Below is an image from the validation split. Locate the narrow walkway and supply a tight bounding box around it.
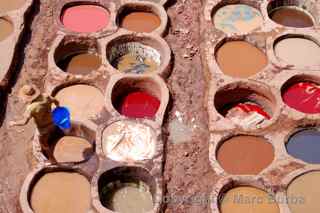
[163,0,217,212]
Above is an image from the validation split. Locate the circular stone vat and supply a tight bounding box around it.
[287,171,320,213]
[0,17,13,42]
[118,5,161,33]
[213,4,263,34]
[216,41,268,78]
[111,77,161,118]
[61,4,110,33]
[29,170,91,213]
[57,53,101,75]
[269,7,313,27]
[54,40,101,75]
[0,0,25,13]
[98,166,157,213]
[102,120,157,162]
[267,0,315,28]
[54,136,92,163]
[274,36,320,67]
[214,86,275,128]
[282,78,320,114]
[47,122,95,163]
[54,84,104,121]
[220,186,280,213]
[217,135,275,175]
[106,35,165,74]
[286,129,320,164]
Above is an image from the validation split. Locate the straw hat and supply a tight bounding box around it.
[18,84,41,102]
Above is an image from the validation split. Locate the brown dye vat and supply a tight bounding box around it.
[57,52,101,75]
[216,41,268,78]
[30,171,91,213]
[120,11,161,33]
[0,18,14,42]
[0,0,25,13]
[217,136,274,175]
[53,136,93,163]
[269,6,314,28]
[36,122,96,163]
[54,84,104,121]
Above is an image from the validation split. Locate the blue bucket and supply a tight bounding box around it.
[52,107,71,130]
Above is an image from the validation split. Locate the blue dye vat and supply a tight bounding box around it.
[286,129,320,164]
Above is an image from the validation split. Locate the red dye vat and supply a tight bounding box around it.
[282,82,320,114]
[118,91,160,118]
[235,103,271,119]
[61,5,109,33]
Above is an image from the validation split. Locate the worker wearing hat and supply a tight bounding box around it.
[9,84,60,163]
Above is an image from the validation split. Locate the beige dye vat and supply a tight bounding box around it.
[101,182,154,213]
[54,84,104,121]
[274,37,320,67]
[53,136,93,163]
[102,120,156,162]
[0,18,13,42]
[287,171,320,213]
[220,186,280,213]
[0,0,25,13]
[30,172,91,213]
